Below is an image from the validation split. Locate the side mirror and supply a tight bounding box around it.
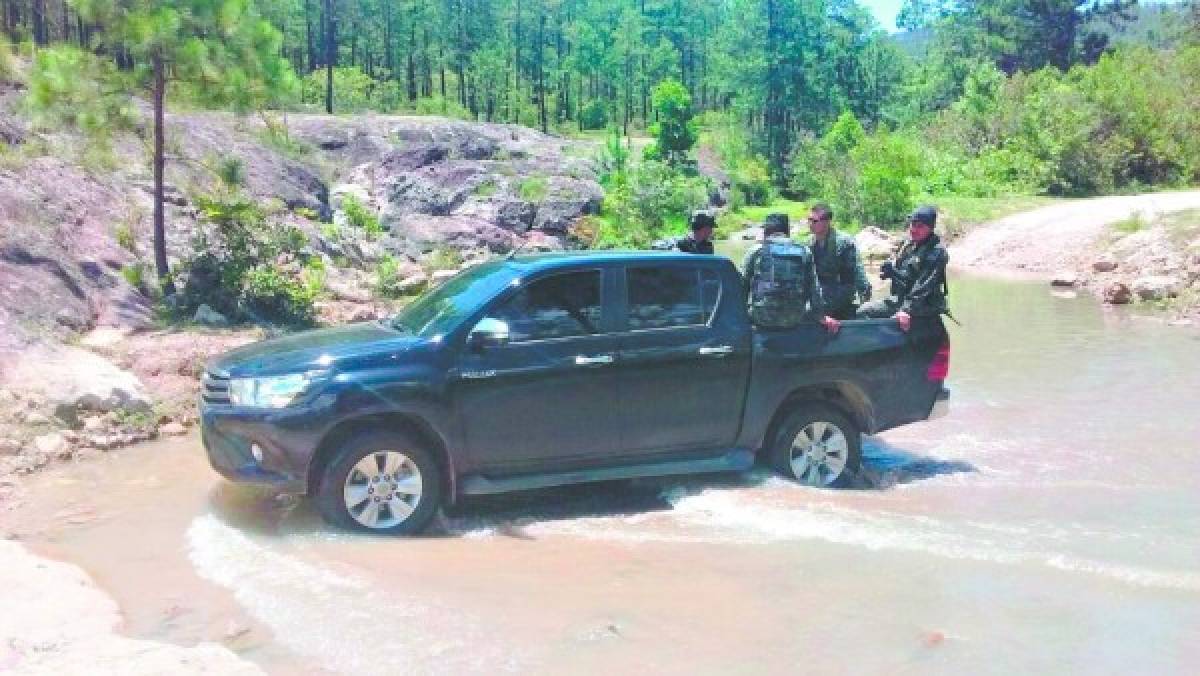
[468,317,510,351]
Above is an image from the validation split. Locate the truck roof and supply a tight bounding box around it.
[506,250,733,272]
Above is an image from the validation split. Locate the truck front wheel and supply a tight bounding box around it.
[315,431,442,535]
[768,404,861,488]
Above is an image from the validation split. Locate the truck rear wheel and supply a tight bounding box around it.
[315,430,442,535]
[768,403,861,488]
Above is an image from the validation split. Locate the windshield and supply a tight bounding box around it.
[390,261,519,338]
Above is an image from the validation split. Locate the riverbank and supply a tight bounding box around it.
[0,537,260,673]
[950,191,1200,322]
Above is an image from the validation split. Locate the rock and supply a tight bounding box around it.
[397,273,429,295]
[22,411,52,426]
[348,306,380,322]
[1092,258,1119,273]
[1103,281,1133,305]
[855,226,898,260]
[160,422,186,437]
[326,278,372,304]
[82,417,106,433]
[1132,275,1182,301]
[33,433,67,456]
[193,304,230,327]
[0,439,20,456]
[73,447,103,462]
[1050,271,1079,287]
[431,269,459,285]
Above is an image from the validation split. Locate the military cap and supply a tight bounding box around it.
[763,212,790,235]
[689,210,716,230]
[908,205,938,226]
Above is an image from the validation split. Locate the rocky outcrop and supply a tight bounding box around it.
[1132,275,1181,301]
[4,346,152,419]
[855,226,899,260]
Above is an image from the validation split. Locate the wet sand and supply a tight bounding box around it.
[3,273,1200,674]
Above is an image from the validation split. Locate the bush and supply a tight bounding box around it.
[594,160,711,249]
[114,222,136,252]
[341,195,383,238]
[301,67,375,113]
[175,196,317,326]
[375,254,419,298]
[241,265,317,326]
[579,100,608,130]
[730,157,773,207]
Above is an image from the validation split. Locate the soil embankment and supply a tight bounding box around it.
[950,191,1200,318]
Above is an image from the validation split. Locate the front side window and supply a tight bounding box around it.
[627,267,719,330]
[483,270,603,342]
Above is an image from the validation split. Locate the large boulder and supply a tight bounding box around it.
[4,346,153,419]
[1103,281,1132,305]
[855,226,898,260]
[1132,275,1182,301]
[1050,271,1079,287]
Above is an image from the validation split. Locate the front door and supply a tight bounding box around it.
[455,269,622,474]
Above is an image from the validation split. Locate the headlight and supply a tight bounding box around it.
[228,372,323,408]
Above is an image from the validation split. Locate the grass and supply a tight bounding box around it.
[1111,212,1148,235]
[933,195,1064,239]
[474,180,498,197]
[518,175,549,203]
[1161,209,1200,246]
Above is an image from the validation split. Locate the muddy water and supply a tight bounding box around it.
[4,273,1200,675]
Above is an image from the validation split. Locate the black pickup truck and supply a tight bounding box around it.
[201,252,950,534]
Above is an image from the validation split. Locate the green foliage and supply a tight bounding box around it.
[258,124,312,159]
[176,195,316,326]
[648,79,698,167]
[25,46,135,155]
[121,262,150,293]
[375,254,422,298]
[789,112,918,228]
[241,264,317,326]
[594,159,711,249]
[412,96,472,120]
[216,157,246,190]
[340,195,383,239]
[295,207,320,221]
[730,157,774,207]
[302,67,374,112]
[0,40,14,82]
[473,180,498,197]
[579,101,609,130]
[518,176,549,203]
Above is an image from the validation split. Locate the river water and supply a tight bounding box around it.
[3,272,1199,674]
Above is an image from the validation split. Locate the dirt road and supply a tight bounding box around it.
[950,191,1200,276]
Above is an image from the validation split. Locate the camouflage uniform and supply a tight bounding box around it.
[856,233,949,319]
[810,228,871,320]
[743,236,825,328]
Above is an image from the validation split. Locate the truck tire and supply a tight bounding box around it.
[315,430,442,535]
[768,403,861,488]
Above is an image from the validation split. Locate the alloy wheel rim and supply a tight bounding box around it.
[789,421,849,486]
[343,451,423,529]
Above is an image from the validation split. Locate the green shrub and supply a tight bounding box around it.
[121,262,150,293]
[412,95,472,120]
[424,246,463,271]
[474,180,497,197]
[730,157,773,206]
[175,196,317,326]
[295,206,320,221]
[579,100,608,130]
[375,254,420,298]
[1112,213,1147,235]
[341,195,383,239]
[241,265,317,326]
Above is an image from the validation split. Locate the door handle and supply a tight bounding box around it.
[698,345,734,356]
[575,354,615,366]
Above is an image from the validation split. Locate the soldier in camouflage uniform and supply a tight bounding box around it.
[856,206,949,332]
[743,213,840,333]
[806,203,872,320]
[652,210,716,254]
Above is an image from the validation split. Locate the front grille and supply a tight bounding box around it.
[202,371,231,404]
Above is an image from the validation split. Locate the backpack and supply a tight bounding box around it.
[749,240,813,328]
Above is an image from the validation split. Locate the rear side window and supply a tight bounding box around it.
[627,267,721,330]
[484,270,602,342]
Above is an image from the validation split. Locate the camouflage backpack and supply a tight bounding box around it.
[749,240,813,328]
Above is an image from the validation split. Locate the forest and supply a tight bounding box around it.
[3,0,1200,247]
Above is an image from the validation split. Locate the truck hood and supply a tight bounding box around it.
[209,321,424,377]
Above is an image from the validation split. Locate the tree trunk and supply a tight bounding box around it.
[152,56,173,295]
[324,0,336,114]
[305,0,315,70]
[407,25,417,101]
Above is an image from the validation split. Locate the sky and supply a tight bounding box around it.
[861,0,905,32]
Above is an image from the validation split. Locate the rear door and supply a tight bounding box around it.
[613,263,752,457]
[455,268,624,473]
